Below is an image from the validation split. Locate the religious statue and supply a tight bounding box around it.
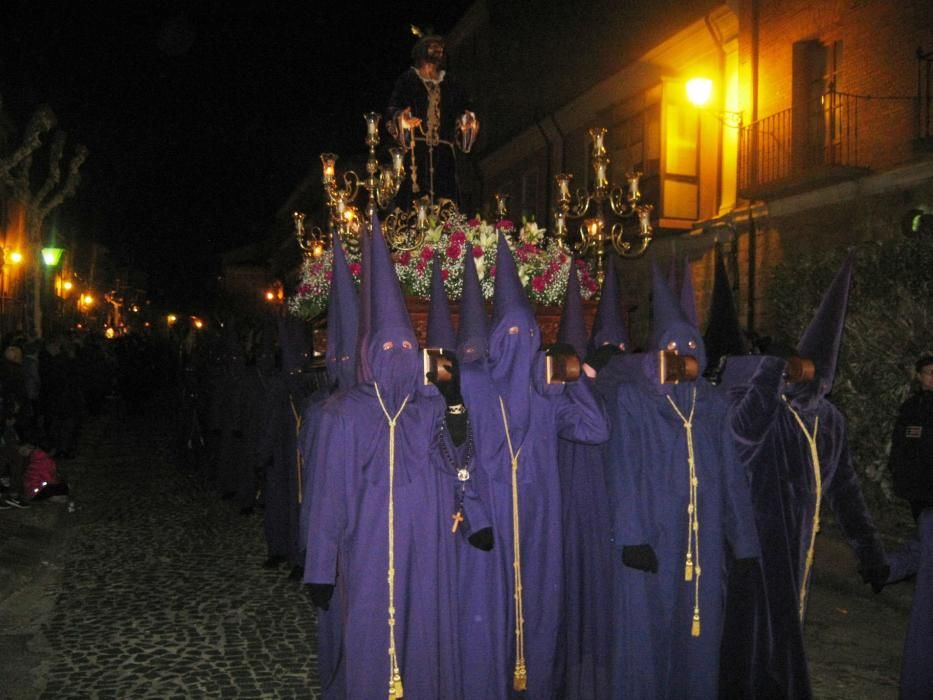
[386,30,479,209]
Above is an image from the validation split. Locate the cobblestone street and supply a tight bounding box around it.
[0,398,919,699]
[0,400,320,699]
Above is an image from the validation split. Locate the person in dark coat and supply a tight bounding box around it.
[304,218,457,699]
[608,264,760,699]
[718,256,889,699]
[457,232,609,699]
[386,33,476,207]
[885,354,933,698]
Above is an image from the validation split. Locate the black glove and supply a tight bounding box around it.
[446,411,469,447]
[622,544,658,573]
[584,344,623,373]
[859,564,890,594]
[307,583,335,610]
[427,353,463,407]
[468,527,494,552]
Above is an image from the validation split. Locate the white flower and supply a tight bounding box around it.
[520,221,546,244]
[474,256,486,280]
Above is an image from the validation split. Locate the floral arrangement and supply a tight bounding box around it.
[288,214,599,320]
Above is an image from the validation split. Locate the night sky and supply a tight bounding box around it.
[0,0,473,306]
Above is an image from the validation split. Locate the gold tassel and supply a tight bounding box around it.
[684,560,693,581]
[691,611,701,637]
[513,662,527,691]
[393,675,404,698]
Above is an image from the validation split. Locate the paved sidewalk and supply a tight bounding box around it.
[0,404,320,699]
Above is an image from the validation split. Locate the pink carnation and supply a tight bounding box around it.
[446,243,462,259]
[324,272,333,282]
[450,230,466,245]
[585,278,599,293]
[472,245,484,258]
[348,262,362,277]
[490,265,497,277]
[417,260,427,273]
[421,247,435,261]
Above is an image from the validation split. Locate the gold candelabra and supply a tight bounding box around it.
[554,127,654,285]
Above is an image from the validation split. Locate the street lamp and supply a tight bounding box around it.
[686,77,743,128]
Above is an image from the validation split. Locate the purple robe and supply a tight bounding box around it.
[609,356,760,699]
[888,508,933,698]
[461,358,609,699]
[305,386,459,698]
[719,356,888,699]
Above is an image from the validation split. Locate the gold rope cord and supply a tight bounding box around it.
[498,396,527,691]
[785,400,821,621]
[288,397,303,505]
[424,81,441,147]
[374,384,411,699]
[665,386,702,637]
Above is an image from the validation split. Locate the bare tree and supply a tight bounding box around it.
[0,94,88,336]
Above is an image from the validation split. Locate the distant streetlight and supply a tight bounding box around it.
[9,251,23,265]
[41,247,64,267]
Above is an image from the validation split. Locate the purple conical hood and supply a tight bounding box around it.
[558,262,587,358]
[354,224,372,383]
[488,230,539,439]
[456,252,488,363]
[796,253,854,398]
[359,216,419,410]
[649,262,707,373]
[703,245,747,371]
[427,255,456,350]
[679,258,699,329]
[589,254,630,353]
[326,232,359,389]
[491,230,534,326]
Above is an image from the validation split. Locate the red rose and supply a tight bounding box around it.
[421,247,435,261]
[417,260,426,273]
[441,269,449,280]
[472,245,484,258]
[497,219,515,230]
[450,230,466,245]
[348,262,362,276]
[490,265,497,277]
[398,251,411,265]
[446,243,462,259]
[467,218,481,227]
[532,275,546,293]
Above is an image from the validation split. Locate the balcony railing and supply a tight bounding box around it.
[738,91,871,198]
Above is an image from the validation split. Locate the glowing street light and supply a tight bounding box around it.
[685,77,713,107]
[9,251,23,265]
[41,247,65,267]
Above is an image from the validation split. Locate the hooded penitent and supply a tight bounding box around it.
[214,319,251,499]
[298,231,359,694]
[255,314,313,570]
[556,260,617,700]
[456,249,488,364]
[557,264,588,360]
[304,216,458,699]
[427,254,457,351]
[703,245,747,380]
[588,254,630,354]
[459,231,608,698]
[607,264,759,699]
[719,254,886,700]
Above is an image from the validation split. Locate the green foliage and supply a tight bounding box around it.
[768,235,933,517]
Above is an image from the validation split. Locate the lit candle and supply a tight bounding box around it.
[390,147,404,176]
[364,112,380,138]
[556,174,572,201]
